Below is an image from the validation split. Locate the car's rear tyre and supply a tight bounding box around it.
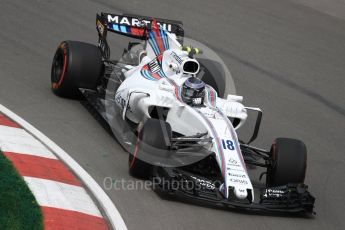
[266,138,307,187]
[129,118,172,179]
[51,40,102,98]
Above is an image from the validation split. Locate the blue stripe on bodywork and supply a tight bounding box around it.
[140,70,156,81]
[149,31,160,55]
[160,28,169,50]
[120,25,127,33]
[158,70,166,78]
[148,38,159,56]
[112,24,120,32]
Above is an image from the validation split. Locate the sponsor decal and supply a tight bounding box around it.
[108,15,142,26]
[228,173,246,178]
[170,51,183,64]
[201,109,216,118]
[227,168,244,172]
[115,93,127,109]
[192,98,202,105]
[148,59,161,73]
[141,54,166,80]
[263,189,285,198]
[227,158,242,169]
[228,158,238,165]
[107,15,173,32]
[190,176,216,190]
[230,178,248,185]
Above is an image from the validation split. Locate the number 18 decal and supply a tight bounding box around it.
[222,139,235,150]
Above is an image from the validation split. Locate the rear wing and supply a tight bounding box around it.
[96,13,184,59]
[96,13,184,40]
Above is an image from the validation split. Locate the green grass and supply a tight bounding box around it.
[0,151,43,230]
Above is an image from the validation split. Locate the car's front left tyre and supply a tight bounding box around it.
[129,118,172,179]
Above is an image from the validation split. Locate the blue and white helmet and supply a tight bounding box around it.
[181,77,206,106]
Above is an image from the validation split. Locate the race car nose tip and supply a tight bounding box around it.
[234,187,248,200]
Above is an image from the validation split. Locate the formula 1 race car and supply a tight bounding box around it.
[51,13,315,214]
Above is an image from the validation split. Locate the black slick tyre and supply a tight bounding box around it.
[129,119,172,179]
[266,138,307,187]
[51,40,102,98]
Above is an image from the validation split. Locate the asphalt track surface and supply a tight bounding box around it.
[0,0,344,229]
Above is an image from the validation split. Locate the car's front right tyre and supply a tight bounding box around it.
[266,138,307,187]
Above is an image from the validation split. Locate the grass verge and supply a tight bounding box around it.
[0,151,43,230]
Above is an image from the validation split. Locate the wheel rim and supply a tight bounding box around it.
[51,45,67,89]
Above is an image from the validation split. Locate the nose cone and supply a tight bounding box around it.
[234,187,248,200]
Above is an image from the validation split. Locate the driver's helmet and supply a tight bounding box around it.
[181,77,206,106]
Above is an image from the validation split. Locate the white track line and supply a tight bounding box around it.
[0,104,127,230]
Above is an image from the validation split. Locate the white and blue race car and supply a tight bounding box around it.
[51,13,315,214]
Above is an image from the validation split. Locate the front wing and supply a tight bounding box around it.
[154,167,315,215]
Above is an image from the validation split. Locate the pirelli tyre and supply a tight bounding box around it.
[129,118,172,179]
[266,138,307,187]
[51,40,102,98]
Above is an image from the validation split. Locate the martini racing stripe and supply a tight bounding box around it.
[140,54,166,80]
[141,69,155,80]
[158,70,166,78]
[112,24,120,32]
[148,31,161,56]
[140,69,166,81]
[141,69,160,80]
[160,28,169,50]
[120,25,127,33]
[152,24,165,54]
[111,24,146,37]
